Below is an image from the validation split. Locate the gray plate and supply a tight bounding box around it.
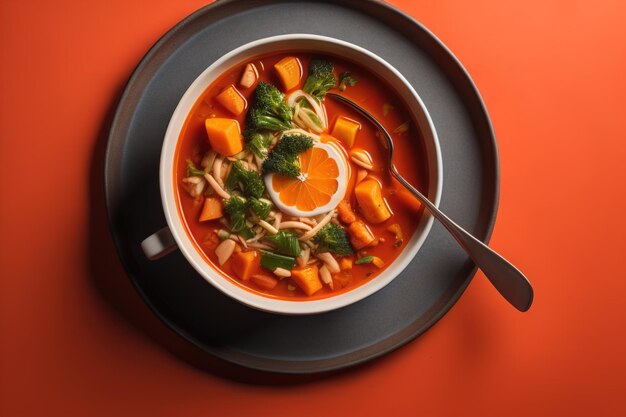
[104,0,498,374]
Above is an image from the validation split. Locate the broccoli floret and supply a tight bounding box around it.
[312,223,353,256]
[246,82,293,132]
[338,72,357,91]
[303,59,336,100]
[247,197,272,220]
[247,108,292,132]
[262,134,314,178]
[224,161,265,198]
[244,129,273,158]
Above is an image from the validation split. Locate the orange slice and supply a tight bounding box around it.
[265,142,348,217]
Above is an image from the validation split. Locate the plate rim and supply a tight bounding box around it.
[103,0,500,374]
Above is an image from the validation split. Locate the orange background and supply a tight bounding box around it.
[1,1,625,416]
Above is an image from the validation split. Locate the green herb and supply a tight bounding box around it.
[312,224,353,256]
[355,255,374,265]
[338,72,357,91]
[260,251,296,271]
[217,229,230,241]
[264,230,302,257]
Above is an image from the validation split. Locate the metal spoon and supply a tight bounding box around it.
[327,92,533,311]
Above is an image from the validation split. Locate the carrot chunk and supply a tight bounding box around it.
[354,179,392,224]
[331,116,361,148]
[274,56,302,91]
[198,197,223,222]
[215,85,246,116]
[231,250,259,281]
[347,220,375,249]
[290,265,322,296]
[204,118,244,156]
[337,200,357,224]
[339,257,353,270]
[251,274,278,290]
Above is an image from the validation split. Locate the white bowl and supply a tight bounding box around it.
[154,34,442,315]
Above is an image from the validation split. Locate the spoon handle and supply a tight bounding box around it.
[391,168,534,311]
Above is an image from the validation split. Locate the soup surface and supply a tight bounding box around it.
[175,52,427,300]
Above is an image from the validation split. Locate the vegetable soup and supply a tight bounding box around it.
[175,52,427,300]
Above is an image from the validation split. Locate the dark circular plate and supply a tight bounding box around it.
[104,0,498,374]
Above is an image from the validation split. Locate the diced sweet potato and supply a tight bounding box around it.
[332,272,352,289]
[395,188,423,212]
[290,265,322,296]
[251,274,278,290]
[198,197,223,222]
[204,118,244,156]
[355,179,392,224]
[274,56,302,91]
[231,250,258,281]
[239,63,258,89]
[215,85,246,116]
[331,116,361,148]
[337,200,357,224]
[339,257,353,270]
[347,220,375,249]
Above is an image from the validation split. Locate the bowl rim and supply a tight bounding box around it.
[159,33,443,315]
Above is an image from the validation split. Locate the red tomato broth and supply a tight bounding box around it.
[174,52,429,300]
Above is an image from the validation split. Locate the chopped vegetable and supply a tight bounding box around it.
[337,200,357,224]
[273,267,292,278]
[347,220,376,249]
[354,179,392,224]
[260,250,296,271]
[205,118,244,156]
[393,120,410,135]
[262,134,313,178]
[355,255,374,265]
[316,252,340,273]
[199,197,223,222]
[223,196,254,238]
[291,265,322,296]
[250,274,278,290]
[247,197,272,220]
[387,223,404,247]
[394,188,423,212]
[331,116,360,148]
[231,250,258,281]
[224,161,265,198]
[239,63,258,89]
[302,59,336,101]
[216,85,246,116]
[339,257,353,270]
[215,239,237,265]
[274,56,302,91]
[312,224,353,256]
[246,82,293,132]
[217,229,230,241]
[244,129,273,158]
[337,72,357,91]
[383,103,394,117]
[186,159,205,176]
[264,230,302,257]
[371,256,384,268]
